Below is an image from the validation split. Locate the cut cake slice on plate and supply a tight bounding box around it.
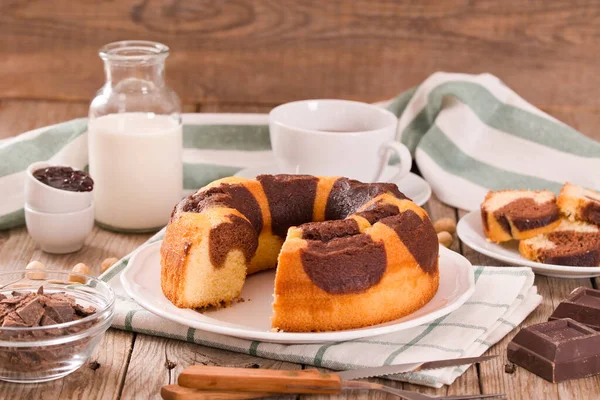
[480,190,561,243]
[557,183,600,227]
[519,219,600,266]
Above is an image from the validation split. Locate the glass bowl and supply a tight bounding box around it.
[0,270,114,383]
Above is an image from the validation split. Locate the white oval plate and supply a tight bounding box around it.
[235,166,432,207]
[457,210,600,278]
[121,242,474,343]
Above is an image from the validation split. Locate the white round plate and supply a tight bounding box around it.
[457,210,600,278]
[121,242,474,344]
[235,165,432,206]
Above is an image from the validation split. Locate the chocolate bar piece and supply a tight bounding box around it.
[507,318,600,382]
[549,287,600,331]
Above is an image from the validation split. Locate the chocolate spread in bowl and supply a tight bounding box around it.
[33,166,94,192]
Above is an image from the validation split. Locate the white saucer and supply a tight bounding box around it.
[457,210,600,278]
[121,242,474,344]
[235,165,432,206]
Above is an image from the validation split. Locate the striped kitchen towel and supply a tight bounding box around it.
[385,73,600,210]
[99,232,541,388]
[1,71,599,228]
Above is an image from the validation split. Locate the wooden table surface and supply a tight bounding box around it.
[1,100,599,400]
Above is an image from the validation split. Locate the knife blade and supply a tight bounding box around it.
[337,355,497,380]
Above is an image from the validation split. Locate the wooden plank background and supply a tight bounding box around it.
[1,0,600,110]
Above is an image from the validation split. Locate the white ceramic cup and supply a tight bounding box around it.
[25,161,93,213]
[25,203,95,254]
[269,100,412,182]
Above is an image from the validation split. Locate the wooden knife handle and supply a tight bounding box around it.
[178,366,342,394]
[161,384,270,400]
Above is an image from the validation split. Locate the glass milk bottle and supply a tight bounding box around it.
[89,41,182,232]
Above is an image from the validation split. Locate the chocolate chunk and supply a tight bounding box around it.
[33,166,94,192]
[300,219,360,242]
[0,294,35,325]
[49,292,76,306]
[0,294,5,301]
[0,305,11,323]
[175,183,263,233]
[40,314,58,326]
[325,178,407,220]
[37,286,44,295]
[16,299,45,326]
[507,319,600,382]
[208,214,258,268]
[380,210,439,274]
[1,297,23,305]
[11,291,28,298]
[73,303,97,317]
[2,312,27,328]
[258,174,318,238]
[550,287,600,331]
[504,363,516,374]
[44,300,75,323]
[1,293,33,307]
[301,234,386,294]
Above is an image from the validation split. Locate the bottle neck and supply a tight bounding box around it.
[104,60,166,88]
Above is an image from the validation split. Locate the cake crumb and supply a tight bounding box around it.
[504,362,516,374]
[194,299,235,313]
[88,360,101,371]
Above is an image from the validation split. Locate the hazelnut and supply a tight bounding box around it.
[69,263,90,284]
[101,257,119,273]
[25,260,46,280]
[437,231,453,248]
[47,279,68,285]
[434,218,456,234]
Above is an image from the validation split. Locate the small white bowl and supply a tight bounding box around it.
[25,203,95,254]
[26,162,93,213]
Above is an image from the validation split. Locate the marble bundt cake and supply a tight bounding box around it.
[480,190,561,243]
[557,183,600,227]
[160,174,440,332]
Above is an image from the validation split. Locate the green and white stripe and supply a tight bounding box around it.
[2,72,599,228]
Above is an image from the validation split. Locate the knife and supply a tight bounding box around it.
[338,354,497,380]
[175,355,497,395]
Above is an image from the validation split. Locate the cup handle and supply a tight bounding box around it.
[374,141,413,183]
